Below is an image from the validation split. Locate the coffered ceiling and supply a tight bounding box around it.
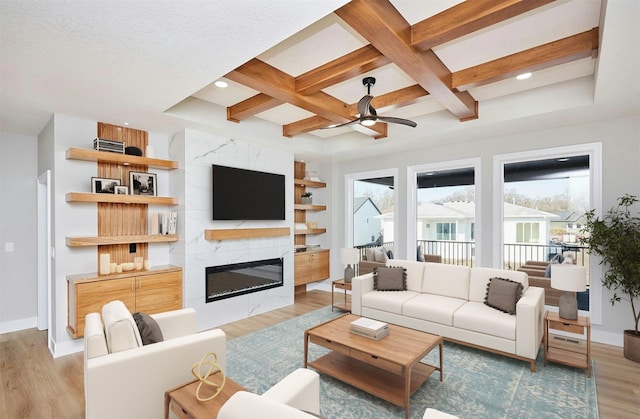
[1,0,638,161]
[186,0,601,141]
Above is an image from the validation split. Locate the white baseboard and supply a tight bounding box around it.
[51,338,84,358]
[0,316,36,334]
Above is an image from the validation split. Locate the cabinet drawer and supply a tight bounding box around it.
[549,320,584,335]
[350,348,402,374]
[309,335,350,356]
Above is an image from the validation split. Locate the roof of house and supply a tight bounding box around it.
[378,201,558,220]
[353,197,381,215]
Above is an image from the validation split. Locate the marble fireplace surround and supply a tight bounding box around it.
[169,129,295,332]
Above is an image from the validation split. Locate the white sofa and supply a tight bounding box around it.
[351,260,545,371]
[84,303,322,419]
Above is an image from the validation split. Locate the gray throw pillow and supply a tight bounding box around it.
[373,266,407,291]
[133,312,164,345]
[484,277,523,315]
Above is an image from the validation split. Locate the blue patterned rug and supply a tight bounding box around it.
[226,306,598,419]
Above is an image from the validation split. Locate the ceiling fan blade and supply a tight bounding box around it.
[377,116,417,128]
[321,119,361,129]
[357,95,375,117]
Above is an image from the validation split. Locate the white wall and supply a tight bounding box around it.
[330,114,640,345]
[0,132,38,333]
[170,129,294,332]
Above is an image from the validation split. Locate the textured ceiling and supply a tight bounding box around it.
[1,0,638,161]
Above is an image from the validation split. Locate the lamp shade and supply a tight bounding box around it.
[551,265,587,292]
[340,248,359,265]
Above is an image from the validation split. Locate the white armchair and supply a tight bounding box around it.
[84,305,226,419]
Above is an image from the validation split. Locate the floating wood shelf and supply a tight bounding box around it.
[294,178,326,188]
[204,227,290,241]
[66,192,178,205]
[294,204,327,211]
[294,228,327,236]
[66,234,178,247]
[66,147,178,170]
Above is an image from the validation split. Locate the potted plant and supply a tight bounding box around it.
[580,194,640,362]
[301,192,312,205]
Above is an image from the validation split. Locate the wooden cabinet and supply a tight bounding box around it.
[294,249,330,293]
[67,266,182,338]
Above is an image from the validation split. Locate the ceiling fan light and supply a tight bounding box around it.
[361,118,376,127]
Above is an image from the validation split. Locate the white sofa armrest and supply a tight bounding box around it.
[351,272,374,315]
[515,286,545,360]
[219,391,319,419]
[84,312,108,360]
[85,328,226,419]
[151,307,197,340]
[262,368,320,415]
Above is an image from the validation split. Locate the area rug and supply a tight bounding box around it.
[226,306,598,419]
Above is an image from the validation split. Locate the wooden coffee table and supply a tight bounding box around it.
[304,314,443,419]
[164,371,245,419]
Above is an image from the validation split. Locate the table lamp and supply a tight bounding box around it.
[551,264,586,320]
[340,248,359,283]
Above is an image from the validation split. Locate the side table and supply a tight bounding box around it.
[164,372,245,419]
[544,311,591,377]
[331,279,351,312]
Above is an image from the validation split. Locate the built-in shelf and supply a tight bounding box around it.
[66,234,178,247]
[294,228,327,236]
[294,178,326,188]
[204,228,291,241]
[66,192,178,205]
[66,147,178,170]
[294,204,327,211]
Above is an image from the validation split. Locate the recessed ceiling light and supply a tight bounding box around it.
[214,80,228,88]
[557,158,569,162]
[516,72,532,80]
[123,122,129,126]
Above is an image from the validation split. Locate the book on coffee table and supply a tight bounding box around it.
[350,317,389,340]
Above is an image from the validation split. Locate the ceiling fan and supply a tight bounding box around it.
[327,77,417,129]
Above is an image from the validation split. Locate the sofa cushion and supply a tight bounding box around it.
[373,266,406,291]
[362,290,420,314]
[468,268,528,303]
[422,263,470,300]
[101,300,142,353]
[133,312,164,345]
[454,301,517,340]
[402,294,467,326]
[484,277,523,315]
[385,259,425,292]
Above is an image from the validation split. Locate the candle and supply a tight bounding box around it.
[99,254,110,275]
[116,264,123,273]
[144,259,151,270]
[110,263,117,273]
[134,256,143,270]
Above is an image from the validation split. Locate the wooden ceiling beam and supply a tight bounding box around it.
[295,45,390,95]
[411,0,555,51]
[452,28,599,91]
[227,93,282,122]
[225,58,353,123]
[335,0,478,121]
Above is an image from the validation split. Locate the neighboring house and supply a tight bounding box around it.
[550,210,587,243]
[353,197,382,246]
[379,201,558,245]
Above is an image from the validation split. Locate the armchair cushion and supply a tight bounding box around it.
[219,392,319,419]
[101,300,142,353]
[133,312,164,345]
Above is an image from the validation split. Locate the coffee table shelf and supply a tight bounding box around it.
[304,314,442,419]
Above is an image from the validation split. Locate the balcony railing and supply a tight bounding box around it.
[354,240,587,272]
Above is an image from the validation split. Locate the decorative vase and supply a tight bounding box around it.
[344,264,354,283]
[623,330,640,362]
[301,197,312,205]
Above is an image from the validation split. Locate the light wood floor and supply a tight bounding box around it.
[1,290,638,418]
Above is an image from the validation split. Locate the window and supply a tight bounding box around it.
[515,222,539,243]
[436,222,456,240]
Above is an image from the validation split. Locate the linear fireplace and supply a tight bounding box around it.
[206,258,284,303]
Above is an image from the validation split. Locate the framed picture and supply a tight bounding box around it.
[129,171,157,196]
[91,177,121,194]
[114,186,129,195]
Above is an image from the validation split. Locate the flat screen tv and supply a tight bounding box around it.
[212,164,285,220]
